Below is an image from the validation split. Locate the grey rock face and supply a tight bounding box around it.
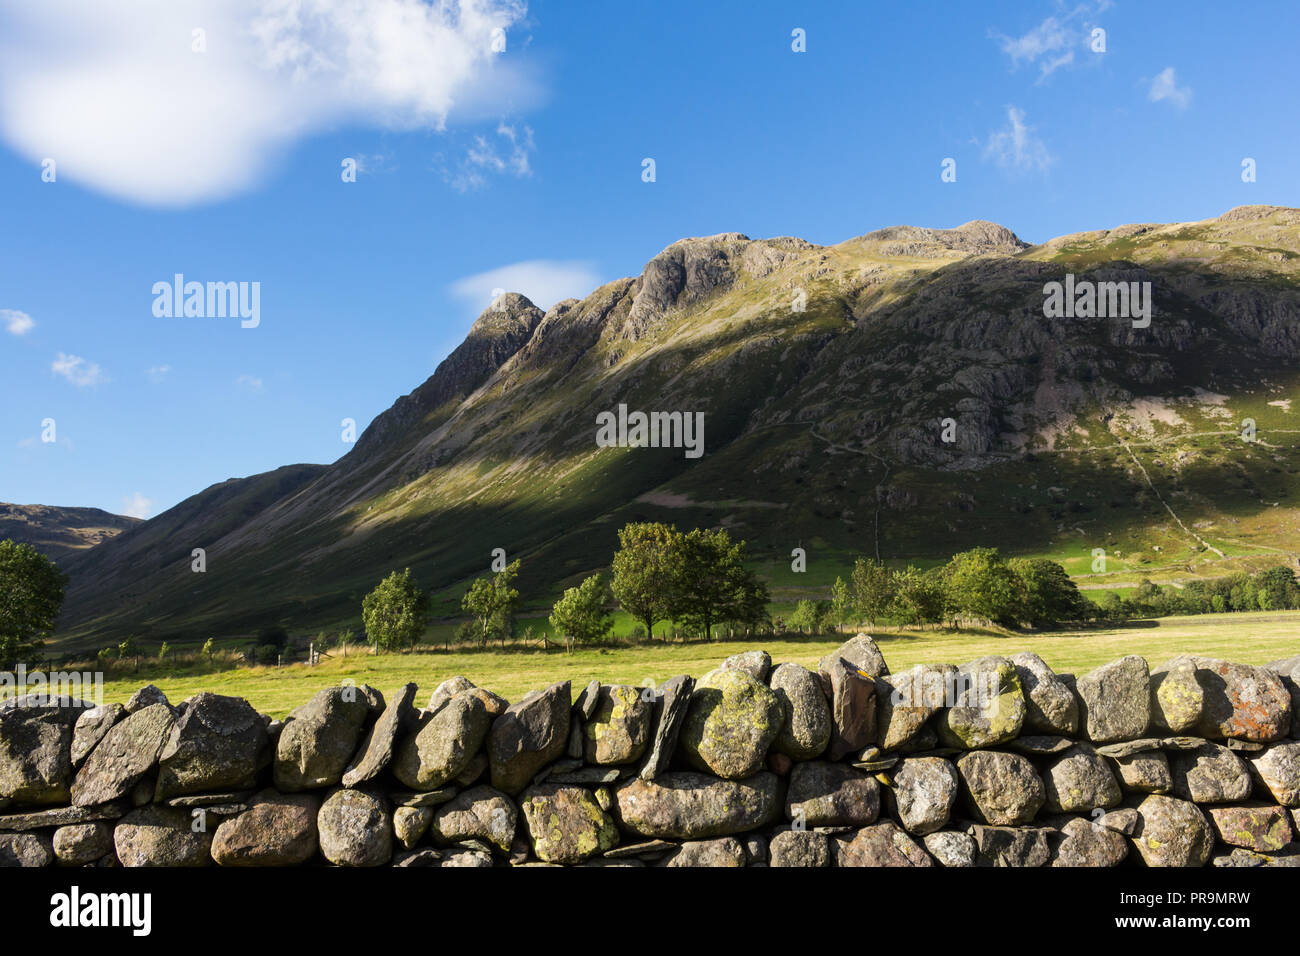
[342,682,418,787]
[769,663,831,760]
[1107,749,1173,794]
[114,805,212,866]
[922,830,976,867]
[1012,652,1079,735]
[1169,744,1252,804]
[71,703,175,806]
[679,668,783,779]
[1042,744,1122,813]
[937,656,1026,749]
[1131,794,1213,867]
[784,761,879,828]
[889,756,958,835]
[155,693,268,799]
[392,691,489,791]
[721,650,771,682]
[431,785,517,852]
[0,696,82,806]
[664,836,746,867]
[125,685,170,714]
[488,681,572,795]
[52,822,113,866]
[877,664,953,750]
[1150,657,1204,734]
[1050,817,1128,867]
[612,771,780,839]
[317,788,392,867]
[819,634,889,678]
[1077,656,1150,743]
[957,750,1045,826]
[71,704,125,766]
[967,823,1053,867]
[832,822,932,867]
[0,831,54,867]
[1248,741,1300,806]
[273,687,371,792]
[768,829,831,867]
[519,783,619,864]
[639,675,694,780]
[818,657,877,760]
[583,684,653,765]
[211,789,319,866]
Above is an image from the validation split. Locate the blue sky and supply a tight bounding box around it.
[2,0,1297,518]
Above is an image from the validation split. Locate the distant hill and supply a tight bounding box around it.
[55,205,1300,648]
[0,503,141,564]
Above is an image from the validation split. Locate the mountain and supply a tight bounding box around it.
[0,503,141,564]
[56,205,1300,648]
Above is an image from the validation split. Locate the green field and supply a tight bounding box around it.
[90,609,1300,718]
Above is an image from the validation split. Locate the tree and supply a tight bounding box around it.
[1009,557,1088,627]
[1256,566,1300,611]
[850,558,894,627]
[361,568,431,652]
[0,540,69,667]
[158,642,171,661]
[549,573,615,650]
[788,599,830,635]
[941,548,1024,627]
[610,522,683,641]
[672,528,768,640]
[461,560,521,647]
[889,566,946,627]
[830,576,854,632]
[201,638,215,661]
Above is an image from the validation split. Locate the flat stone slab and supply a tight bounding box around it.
[603,840,677,858]
[390,788,457,808]
[165,791,254,808]
[0,801,128,832]
[1095,738,1163,758]
[1010,735,1077,756]
[548,768,621,785]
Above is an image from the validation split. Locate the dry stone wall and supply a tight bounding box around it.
[3,636,1300,868]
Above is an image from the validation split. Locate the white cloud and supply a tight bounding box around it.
[121,492,153,519]
[1148,67,1192,110]
[146,365,170,383]
[982,106,1054,173]
[450,259,602,314]
[51,352,109,386]
[0,0,532,206]
[2,309,34,335]
[991,3,1110,81]
[235,374,264,391]
[443,121,535,191]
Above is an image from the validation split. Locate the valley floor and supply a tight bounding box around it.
[89,609,1300,718]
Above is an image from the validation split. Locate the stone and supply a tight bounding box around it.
[1050,817,1128,867]
[1042,744,1122,814]
[679,668,783,779]
[956,750,1045,826]
[390,788,456,808]
[114,805,212,866]
[769,663,831,760]
[155,693,269,799]
[440,846,494,867]
[431,785,517,852]
[876,664,953,750]
[125,685,170,713]
[342,682,417,787]
[665,836,746,867]
[612,771,780,839]
[1150,658,1204,734]
[1186,657,1291,742]
[273,687,371,792]
[0,802,127,831]
[464,686,509,718]
[52,822,113,866]
[427,676,475,712]
[1097,807,1141,835]
[574,679,602,719]
[488,681,571,795]
[1248,741,1300,806]
[317,788,392,866]
[1008,735,1075,756]
[967,824,1053,867]
[1266,656,1300,738]
[1169,744,1252,804]
[937,656,1025,749]
[819,634,889,678]
[1206,803,1292,851]
[519,783,619,864]
[392,691,490,791]
[721,650,771,682]
[71,704,125,766]
[742,833,766,863]
[768,829,831,867]
[1077,655,1150,743]
[392,805,433,849]
[1131,794,1213,867]
[603,839,677,859]
[392,849,442,867]
[454,753,488,787]
[1107,750,1173,794]
[211,789,319,866]
[1095,738,1165,758]
[818,657,877,760]
[785,761,879,828]
[917,830,972,867]
[832,821,932,867]
[71,703,175,806]
[1012,652,1080,735]
[888,756,957,835]
[0,831,54,867]
[1212,845,1300,867]
[0,695,81,806]
[583,684,653,765]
